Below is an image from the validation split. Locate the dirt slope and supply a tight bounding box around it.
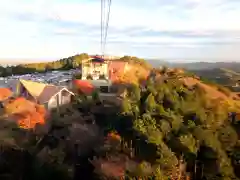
[179,76,240,113]
[180,77,229,100]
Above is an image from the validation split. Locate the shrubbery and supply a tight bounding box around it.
[0,66,239,179]
[99,76,239,179]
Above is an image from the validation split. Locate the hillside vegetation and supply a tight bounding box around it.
[190,68,240,92]
[0,54,150,77]
[0,57,240,179]
[0,53,90,76]
[113,61,150,85]
[111,75,240,179]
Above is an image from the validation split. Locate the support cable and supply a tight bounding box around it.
[102,0,112,55]
[100,0,112,57]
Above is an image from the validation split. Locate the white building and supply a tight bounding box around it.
[81,57,109,80]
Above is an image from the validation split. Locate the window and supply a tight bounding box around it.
[99,74,106,80]
[93,63,102,68]
[84,63,90,67]
[100,86,109,93]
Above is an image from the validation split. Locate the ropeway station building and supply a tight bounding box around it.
[74,55,129,96]
[80,56,112,93]
[81,56,109,80]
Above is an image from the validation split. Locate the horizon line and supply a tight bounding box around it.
[0,57,240,65]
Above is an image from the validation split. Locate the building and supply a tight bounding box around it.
[89,55,120,60]
[16,79,75,109]
[108,60,129,82]
[82,56,109,80]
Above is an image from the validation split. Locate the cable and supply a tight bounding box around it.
[102,0,107,56]
[100,0,112,57]
[102,0,112,55]
[101,0,103,56]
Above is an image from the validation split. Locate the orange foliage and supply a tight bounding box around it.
[0,88,12,101]
[4,97,37,114]
[236,113,240,121]
[92,157,125,178]
[107,131,121,141]
[4,97,46,129]
[186,174,191,180]
[114,64,149,85]
[35,104,46,115]
[15,111,45,129]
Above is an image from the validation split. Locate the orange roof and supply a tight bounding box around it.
[0,88,13,101]
[73,80,95,95]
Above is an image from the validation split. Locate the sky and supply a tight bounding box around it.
[0,0,240,62]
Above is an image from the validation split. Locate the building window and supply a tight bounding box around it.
[62,90,69,97]
[100,86,109,93]
[93,63,102,68]
[99,74,106,80]
[86,75,93,80]
[84,63,91,67]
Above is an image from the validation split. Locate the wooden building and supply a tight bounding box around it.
[16,79,75,110]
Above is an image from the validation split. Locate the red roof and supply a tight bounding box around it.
[92,57,105,63]
[73,80,95,95]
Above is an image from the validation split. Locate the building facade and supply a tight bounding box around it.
[82,57,109,80]
[17,79,75,110]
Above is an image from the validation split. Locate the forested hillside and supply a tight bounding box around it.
[116,76,240,179]
[189,68,240,92]
[148,61,240,71]
[0,53,90,76]
[0,62,240,179]
[0,53,151,77]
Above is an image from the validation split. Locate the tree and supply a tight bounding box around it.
[92,90,100,102]
[122,98,132,114]
[130,85,141,102]
[145,93,156,113]
[218,126,238,152]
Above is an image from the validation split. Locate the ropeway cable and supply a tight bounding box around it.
[102,0,112,56]
[101,0,103,56]
[100,0,112,57]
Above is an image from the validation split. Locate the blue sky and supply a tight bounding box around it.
[0,0,240,62]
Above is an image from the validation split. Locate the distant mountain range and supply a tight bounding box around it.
[0,59,50,66]
[147,59,240,71]
[1,57,240,71]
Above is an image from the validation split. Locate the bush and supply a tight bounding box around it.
[201,77,232,96]
[74,73,82,79]
[216,86,232,96]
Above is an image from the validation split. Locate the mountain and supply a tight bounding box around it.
[1,56,240,179]
[147,59,240,71]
